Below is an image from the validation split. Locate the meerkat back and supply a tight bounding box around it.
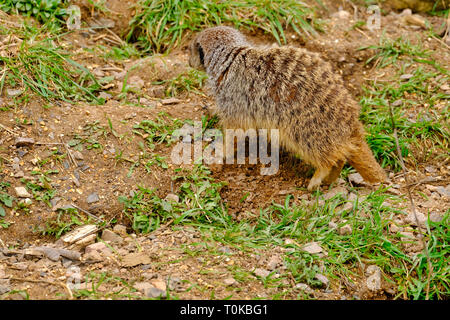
[189,26,386,190]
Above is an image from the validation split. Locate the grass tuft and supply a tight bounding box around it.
[126,0,320,53]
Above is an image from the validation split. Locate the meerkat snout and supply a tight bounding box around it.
[189,26,386,191]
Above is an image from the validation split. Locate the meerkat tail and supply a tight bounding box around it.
[346,140,387,183]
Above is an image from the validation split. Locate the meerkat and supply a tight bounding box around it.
[188,26,386,190]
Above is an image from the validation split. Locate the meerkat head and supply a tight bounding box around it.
[189,26,248,70]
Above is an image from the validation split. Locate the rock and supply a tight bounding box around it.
[165,193,179,203]
[14,186,31,198]
[348,173,365,185]
[405,211,427,228]
[7,88,23,97]
[121,252,151,267]
[72,151,84,160]
[399,8,412,16]
[151,279,167,292]
[217,246,232,254]
[366,265,382,292]
[338,224,352,235]
[402,14,427,28]
[86,193,100,204]
[0,284,11,295]
[101,229,123,244]
[315,274,329,287]
[400,73,414,80]
[61,224,98,245]
[399,231,414,239]
[14,137,35,147]
[134,282,153,293]
[436,186,450,198]
[323,186,348,200]
[167,277,183,291]
[146,286,166,298]
[267,255,281,271]
[83,250,103,262]
[331,10,350,20]
[340,202,354,212]
[295,283,312,292]
[85,242,112,257]
[390,223,402,233]
[301,242,323,254]
[113,224,127,236]
[254,268,270,278]
[127,76,145,89]
[161,97,182,105]
[223,277,237,286]
[424,166,436,173]
[429,212,443,223]
[13,170,24,178]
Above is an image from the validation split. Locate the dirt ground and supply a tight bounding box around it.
[0,0,448,300]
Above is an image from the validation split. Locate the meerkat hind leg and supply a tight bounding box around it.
[307,166,332,191]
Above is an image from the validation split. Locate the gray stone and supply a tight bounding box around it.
[267,255,281,271]
[146,286,166,298]
[436,186,449,198]
[86,193,100,204]
[338,224,352,235]
[405,211,427,228]
[323,186,348,200]
[7,88,23,97]
[315,273,329,287]
[113,224,127,236]
[254,268,270,278]
[161,97,182,105]
[15,186,31,198]
[14,137,35,147]
[101,229,123,244]
[165,193,179,203]
[348,173,365,185]
[295,283,312,292]
[429,212,443,223]
[0,284,11,295]
[127,76,145,89]
[301,242,323,254]
[72,151,84,160]
[366,265,382,292]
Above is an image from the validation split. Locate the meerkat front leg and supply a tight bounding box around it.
[323,159,345,185]
[307,166,332,191]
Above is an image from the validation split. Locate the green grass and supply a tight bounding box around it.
[126,0,321,53]
[359,36,450,170]
[0,0,68,23]
[153,68,207,97]
[118,163,449,299]
[132,112,184,150]
[0,19,103,103]
[360,35,430,69]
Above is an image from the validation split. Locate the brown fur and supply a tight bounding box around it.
[189,26,386,190]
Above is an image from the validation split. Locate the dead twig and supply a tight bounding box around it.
[60,138,77,167]
[431,35,450,50]
[9,277,73,299]
[0,123,17,135]
[70,203,104,223]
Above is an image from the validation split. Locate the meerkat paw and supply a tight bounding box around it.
[307,166,332,191]
[307,178,322,191]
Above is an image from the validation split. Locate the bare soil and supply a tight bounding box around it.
[0,0,448,300]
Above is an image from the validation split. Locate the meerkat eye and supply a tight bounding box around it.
[197,43,204,66]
